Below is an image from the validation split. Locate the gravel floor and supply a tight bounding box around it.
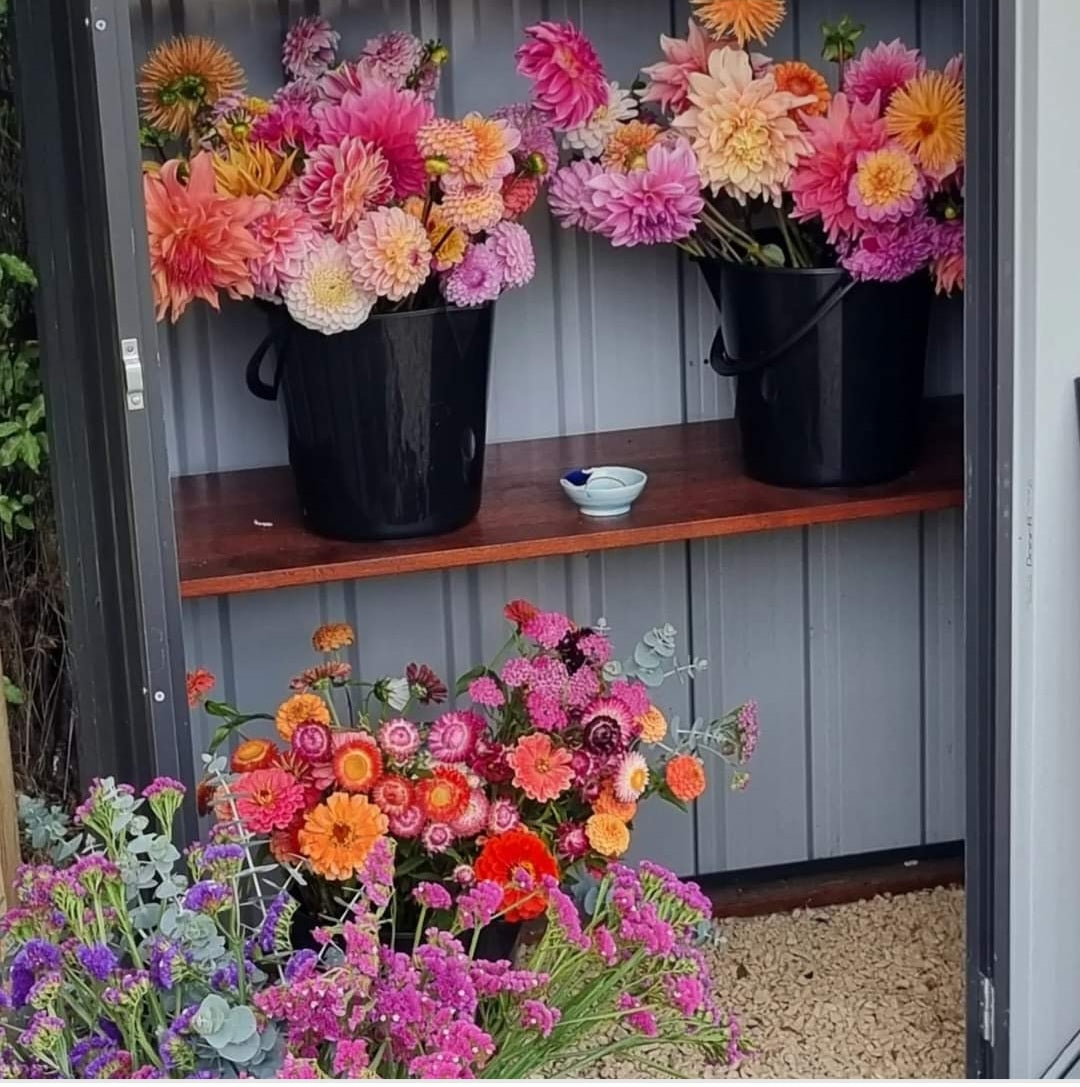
[596,886,965,1079]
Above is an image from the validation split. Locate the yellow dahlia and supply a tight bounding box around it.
[347,206,432,302]
[585,813,631,858]
[885,71,965,177]
[673,47,814,206]
[692,0,786,47]
[772,61,831,117]
[440,182,504,233]
[138,36,245,138]
[275,693,331,742]
[212,143,297,198]
[601,121,663,172]
[404,197,467,271]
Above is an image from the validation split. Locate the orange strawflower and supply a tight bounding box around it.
[275,693,331,742]
[773,61,831,117]
[593,782,638,823]
[474,828,560,922]
[416,767,471,823]
[332,737,384,793]
[312,622,355,652]
[230,737,279,774]
[585,813,631,858]
[635,705,668,744]
[186,668,216,708]
[691,0,786,47]
[665,753,708,801]
[299,792,388,881]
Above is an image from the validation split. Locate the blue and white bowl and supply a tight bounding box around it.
[560,465,648,517]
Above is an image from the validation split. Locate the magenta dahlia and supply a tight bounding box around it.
[251,97,320,154]
[515,21,607,130]
[844,39,925,107]
[840,212,937,282]
[247,202,321,297]
[296,137,392,237]
[359,31,424,86]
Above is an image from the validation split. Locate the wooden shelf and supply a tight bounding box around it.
[175,398,963,599]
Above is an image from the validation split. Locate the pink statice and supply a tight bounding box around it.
[840,212,937,281]
[549,159,606,231]
[485,221,536,289]
[492,103,559,176]
[248,202,321,296]
[789,92,889,244]
[315,85,433,198]
[586,141,704,247]
[515,21,607,130]
[523,610,574,649]
[641,18,728,115]
[441,244,503,307]
[843,39,925,107]
[428,711,480,763]
[468,675,505,708]
[283,16,340,81]
[618,992,659,1037]
[360,31,424,86]
[332,1040,370,1078]
[251,97,320,153]
[521,998,562,1038]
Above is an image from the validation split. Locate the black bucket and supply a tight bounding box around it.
[247,304,494,541]
[699,259,932,487]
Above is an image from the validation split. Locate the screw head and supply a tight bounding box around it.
[94,19,107,30]
[153,690,166,703]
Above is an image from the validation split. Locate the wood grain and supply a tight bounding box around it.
[175,398,963,599]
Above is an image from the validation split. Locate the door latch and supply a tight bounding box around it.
[122,338,144,411]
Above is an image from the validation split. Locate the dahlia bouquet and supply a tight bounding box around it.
[137,18,558,329]
[194,600,757,927]
[542,0,965,292]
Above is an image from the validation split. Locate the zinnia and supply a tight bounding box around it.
[186,668,215,708]
[232,768,307,835]
[299,792,388,880]
[884,70,965,178]
[515,21,607,130]
[844,39,925,107]
[347,206,432,301]
[506,733,574,802]
[275,693,331,742]
[673,48,814,206]
[636,705,668,743]
[691,0,786,47]
[474,828,559,922]
[585,813,631,858]
[143,153,264,322]
[665,753,708,801]
[313,622,355,652]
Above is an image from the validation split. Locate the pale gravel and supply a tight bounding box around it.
[592,886,965,1080]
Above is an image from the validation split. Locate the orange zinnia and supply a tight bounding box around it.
[312,622,355,652]
[593,782,637,823]
[635,705,668,744]
[299,792,388,881]
[332,737,383,793]
[585,813,631,858]
[416,767,471,823]
[275,693,331,742]
[230,737,279,774]
[665,754,708,802]
[186,668,216,708]
[474,828,560,922]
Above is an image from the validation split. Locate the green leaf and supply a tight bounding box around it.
[454,664,488,698]
[3,676,24,705]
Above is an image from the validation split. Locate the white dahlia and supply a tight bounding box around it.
[284,237,376,335]
[563,81,640,159]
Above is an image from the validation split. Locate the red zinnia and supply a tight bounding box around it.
[415,767,470,824]
[186,668,216,708]
[474,828,560,922]
[371,775,414,817]
[503,599,540,629]
[333,737,384,793]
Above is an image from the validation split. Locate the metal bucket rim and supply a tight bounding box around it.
[692,256,847,279]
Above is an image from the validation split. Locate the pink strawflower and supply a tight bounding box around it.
[360,31,424,86]
[427,711,480,763]
[641,18,728,115]
[847,145,925,223]
[515,21,607,130]
[789,92,889,244]
[291,721,332,763]
[549,159,607,231]
[500,657,534,688]
[421,821,455,854]
[283,16,340,81]
[487,798,521,835]
[523,610,574,649]
[347,205,432,301]
[248,202,321,297]
[450,789,490,837]
[251,98,320,153]
[844,39,925,107]
[441,244,503,308]
[388,805,425,839]
[315,86,433,198]
[586,141,704,247]
[614,750,649,802]
[468,675,506,708]
[232,768,307,835]
[840,212,937,281]
[296,137,392,237]
[555,821,589,861]
[485,221,536,289]
[378,718,422,761]
[453,864,475,885]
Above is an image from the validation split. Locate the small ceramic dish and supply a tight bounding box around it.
[560,465,648,517]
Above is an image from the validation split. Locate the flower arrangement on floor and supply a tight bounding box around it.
[194,600,757,927]
[540,2,964,292]
[138,19,559,328]
[0,777,747,1078]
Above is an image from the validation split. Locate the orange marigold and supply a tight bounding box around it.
[473,828,560,922]
[665,753,708,801]
[186,668,216,708]
[332,737,384,794]
[230,737,279,774]
[416,767,471,824]
[275,693,331,742]
[592,782,638,823]
[585,813,631,858]
[773,61,831,117]
[299,792,388,881]
[312,622,355,652]
[635,705,668,744]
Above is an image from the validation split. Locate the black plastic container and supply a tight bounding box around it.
[698,259,932,487]
[247,304,494,541]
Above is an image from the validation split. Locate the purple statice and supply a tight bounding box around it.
[73,779,135,826]
[667,975,707,1017]
[358,836,395,909]
[14,864,63,909]
[141,776,185,801]
[131,1065,164,1079]
[441,245,503,308]
[521,998,561,1038]
[840,213,937,282]
[159,1007,198,1073]
[259,891,297,955]
[617,993,659,1037]
[17,1012,65,1058]
[412,882,454,911]
[75,943,118,983]
[591,924,619,966]
[25,972,61,1010]
[540,876,587,948]
[284,949,318,983]
[10,939,61,1007]
[69,1033,113,1073]
[211,959,252,993]
[196,843,245,881]
[255,973,347,1050]
[147,938,186,992]
[499,657,534,688]
[282,16,340,81]
[332,1038,370,1077]
[183,880,231,915]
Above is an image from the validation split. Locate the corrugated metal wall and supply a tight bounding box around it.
[132,0,965,876]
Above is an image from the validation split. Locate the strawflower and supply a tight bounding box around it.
[428,711,480,763]
[333,736,384,792]
[614,751,650,803]
[378,718,422,761]
[416,767,471,823]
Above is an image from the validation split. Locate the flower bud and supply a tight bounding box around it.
[525,151,549,177]
[425,155,450,177]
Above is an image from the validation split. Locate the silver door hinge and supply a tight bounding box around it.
[979,973,995,1046]
[121,338,144,411]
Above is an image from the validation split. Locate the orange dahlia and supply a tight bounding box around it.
[665,753,708,801]
[275,693,331,741]
[473,828,560,922]
[313,622,355,652]
[230,737,279,774]
[333,736,384,793]
[299,792,388,881]
[593,782,637,823]
[773,61,831,117]
[416,767,471,823]
[585,812,631,858]
[884,70,965,177]
[601,121,663,172]
[691,0,786,46]
[635,705,668,744]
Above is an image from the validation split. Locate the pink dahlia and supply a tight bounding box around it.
[347,206,431,301]
[586,141,704,247]
[450,789,490,837]
[377,718,422,761]
[789,92,889,243]
[421,822,455,855]
[388,805,425,839]
[296,137,392,238]
[441,244,503,308]
[549,159,607,231]
[641,18,729,115]
[318,62,367,104]
[840,212,936,282]
[847,145,925,223]
[360,31,424,86]
[251,98,320,154]
[440,182,505,233]
[487,798,521,835]
[315,86,433,198]
[844,39,925,107]
[282,16,340,81]
[428,711,480,763]
[930,217,964,295]
[485,221,536,289]
[515,21,607,130]
[248,202,321,296]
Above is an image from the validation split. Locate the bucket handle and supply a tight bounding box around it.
[245,323,288,402]
[708,274,858,378]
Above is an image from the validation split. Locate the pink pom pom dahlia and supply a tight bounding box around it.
[347,206,431,301]
[844,39,925,107]
[441,244,503,307]
[282,16,340,81]
[359,31,424,86]
[440,182,505,233]
[549,159,607,231]
[296,136,392,237]
[247,201,320,297]
[515,21,607,130]
[485,221,536,288]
